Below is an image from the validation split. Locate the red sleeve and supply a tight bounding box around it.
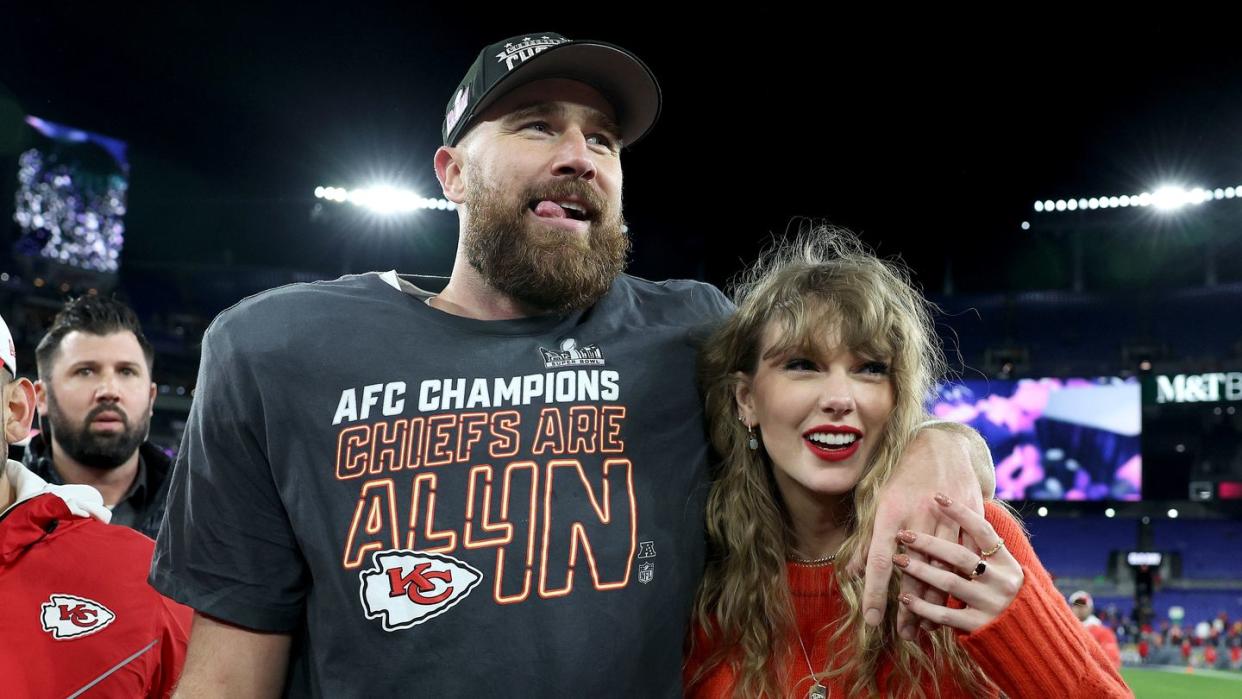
[148,596,194,698]
[955,502,1133,698]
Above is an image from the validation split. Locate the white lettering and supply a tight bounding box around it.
[577,370,599,401]
[360,384,383,420]
[332,389,358,425]
[419,380,441,412]
[1228,373,1242,401]
[494,376,520,404]
[1156,372,1242,404]
[383,382,406,416]
[601,371,620,400]
[522,374,543,405]
[1156,375,1180,404]
[555,371,575,401]
[466,379,490,409]
[443,378,466,410]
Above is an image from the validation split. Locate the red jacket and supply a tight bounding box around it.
[1084,618,1122,669]
[0,462,192,698]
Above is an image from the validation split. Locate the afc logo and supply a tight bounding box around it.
[637,540,656,584]
[40,594,117,640]
[360,550,483,631]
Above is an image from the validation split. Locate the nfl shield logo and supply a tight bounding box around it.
[638,561,654,584]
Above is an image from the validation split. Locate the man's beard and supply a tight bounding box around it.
[463,176,630,315]
[45,388,148,471]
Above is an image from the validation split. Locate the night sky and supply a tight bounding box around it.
[3,7,1241,295]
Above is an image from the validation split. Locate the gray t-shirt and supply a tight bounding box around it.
[151,271,732,697]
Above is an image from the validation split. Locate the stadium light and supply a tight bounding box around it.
[1037,506,1048,517]
[1033,181,1242,214]
[1167,508,1179,519]
[1104,508,1115,518]
[314,184,457,215]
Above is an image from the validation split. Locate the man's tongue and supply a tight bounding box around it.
[533,200,566,218]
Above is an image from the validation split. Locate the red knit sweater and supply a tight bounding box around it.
[685,502,1133,698]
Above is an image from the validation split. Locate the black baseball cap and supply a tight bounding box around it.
[442,32,661,148]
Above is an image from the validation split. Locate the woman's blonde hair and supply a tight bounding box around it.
[690,226,992,697]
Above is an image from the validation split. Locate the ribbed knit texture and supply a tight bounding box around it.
[686,502,1134,698]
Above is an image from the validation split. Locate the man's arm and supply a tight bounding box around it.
[920,420,995,498]
[172,615,291,699]
[852,423,993,638]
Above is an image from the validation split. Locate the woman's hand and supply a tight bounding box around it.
[893,493,1024,633]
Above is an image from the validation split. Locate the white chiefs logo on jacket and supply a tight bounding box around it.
[359,550,482,631]
[40,594,117,640]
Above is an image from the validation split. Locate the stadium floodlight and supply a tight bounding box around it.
[1104,508,1115,518]
[1151,186,1190,211]
[314,184,457,215]
[1033,182,1237,214]
[1167,508,1179,519]
[1037,506,1048,517]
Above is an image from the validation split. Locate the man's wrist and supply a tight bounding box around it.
[914,420,995,499]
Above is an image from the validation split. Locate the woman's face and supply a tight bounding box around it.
[735,321,896,508]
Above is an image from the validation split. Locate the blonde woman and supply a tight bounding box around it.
[685,229,1131,698]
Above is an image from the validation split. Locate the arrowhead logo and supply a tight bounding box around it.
[40,594,117,640]
[359,550,483,632]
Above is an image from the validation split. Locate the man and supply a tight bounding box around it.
[0,311,191,697]
[154,33,991,696]
[25,295,169,539]
[1070,590,1123,669]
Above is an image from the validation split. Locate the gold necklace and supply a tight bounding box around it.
[788,552,837,567]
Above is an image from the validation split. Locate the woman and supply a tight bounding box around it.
[685,228,1130,698]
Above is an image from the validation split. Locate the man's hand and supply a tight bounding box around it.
[849,424,991,639]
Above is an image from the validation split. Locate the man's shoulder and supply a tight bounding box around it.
[607,274,734,319]
[13,495,157,578]
[202,272,396,354]
[216,272,386,323]
[58,506,157,555]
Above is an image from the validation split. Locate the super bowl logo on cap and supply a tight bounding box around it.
[494,35,569,71]
[445,86,470,134]
[40,594,118,640]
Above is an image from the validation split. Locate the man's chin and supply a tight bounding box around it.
[520,220,594,251]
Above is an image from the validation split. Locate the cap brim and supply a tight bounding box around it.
[467,41,661,148]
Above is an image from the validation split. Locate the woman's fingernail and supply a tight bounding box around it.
[893,554,910,568]
[934,493,952,507]
[897,529,917,544]
[900,593,913,605]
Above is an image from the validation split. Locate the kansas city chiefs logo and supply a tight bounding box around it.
[359,550,482,631]
[40,594,117,640]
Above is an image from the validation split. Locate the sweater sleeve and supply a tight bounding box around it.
[956,502,1134,698]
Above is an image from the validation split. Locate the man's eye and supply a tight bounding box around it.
[588,133,617,150]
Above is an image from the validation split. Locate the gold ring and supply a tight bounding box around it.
[979,540,1005,559]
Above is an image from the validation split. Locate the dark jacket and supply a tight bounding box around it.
[22,432,172,540]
